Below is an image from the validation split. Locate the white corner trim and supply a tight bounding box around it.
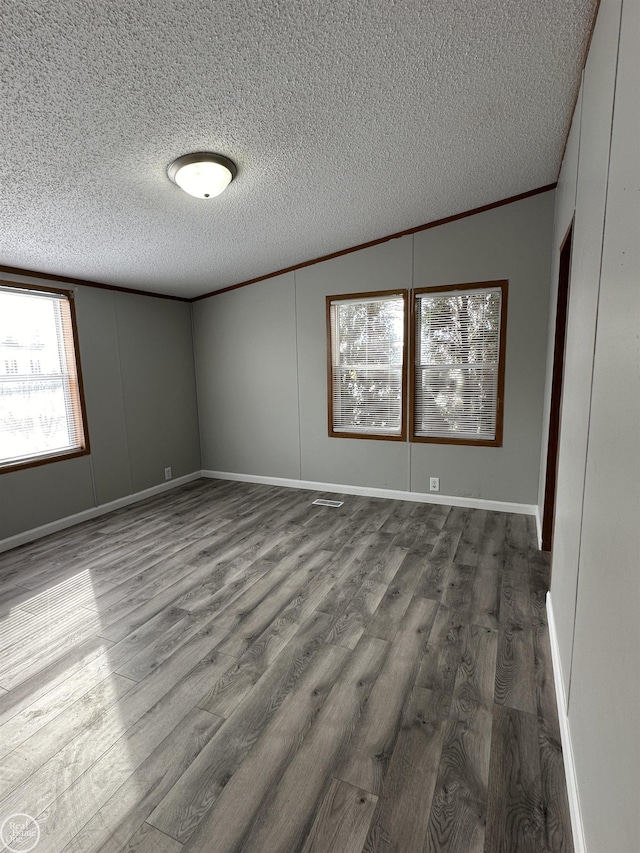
[547,593,587,853]
[202,470,537,516]
[0,471,202,554]
[535,504,543,550]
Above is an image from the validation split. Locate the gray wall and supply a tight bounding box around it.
[539,0,640,849]
[194,190,554,506]
[0,277,201,541]
[194,274,300,479]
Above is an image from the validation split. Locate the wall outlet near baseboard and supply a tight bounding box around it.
[164,467,172,481]
[429,477,440,492]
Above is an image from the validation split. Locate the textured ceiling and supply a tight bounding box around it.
[1,0,596,298]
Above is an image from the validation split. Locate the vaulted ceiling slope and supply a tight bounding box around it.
[1,1,596,298]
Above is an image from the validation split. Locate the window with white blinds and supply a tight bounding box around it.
[327,291,407,439]
[0,283,89,472]
[412,282,507,445]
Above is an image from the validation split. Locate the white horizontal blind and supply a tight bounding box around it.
[0,286,86,468]
[414,286,502,440]
[330,293,404,435]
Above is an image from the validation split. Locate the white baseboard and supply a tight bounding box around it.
[1,468,537,555]
[202,470,537,516]
[0,472,202,554]
[547,593,586,853]
[535,505,543,550]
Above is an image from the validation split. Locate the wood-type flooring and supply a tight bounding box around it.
[0,479,573,852]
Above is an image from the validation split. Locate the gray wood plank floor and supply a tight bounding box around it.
[0,479,573,853]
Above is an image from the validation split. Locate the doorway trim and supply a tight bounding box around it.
[542,220,574,553]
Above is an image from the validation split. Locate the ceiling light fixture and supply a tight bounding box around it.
[168,152,237,199]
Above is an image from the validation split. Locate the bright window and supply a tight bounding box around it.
[327,291,407,440]
[411,281,507,445]
[0,283,89,472]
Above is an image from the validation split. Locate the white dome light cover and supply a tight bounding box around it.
[168,152,237,199]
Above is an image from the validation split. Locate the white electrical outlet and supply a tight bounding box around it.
[164,467,172,481]
[429,477,440,492]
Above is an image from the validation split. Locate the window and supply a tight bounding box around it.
[411,281,507,446]
[0,283,89,472]
[327,291,408,440]
[326,282,508,446]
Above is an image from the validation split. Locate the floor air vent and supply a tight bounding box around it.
[312,499,344,508]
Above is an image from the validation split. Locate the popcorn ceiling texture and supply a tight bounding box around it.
[0,0,596,298]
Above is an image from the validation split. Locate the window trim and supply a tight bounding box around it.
[0,280,91,474]
[409,280,508,447]
[326,289,409,441]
